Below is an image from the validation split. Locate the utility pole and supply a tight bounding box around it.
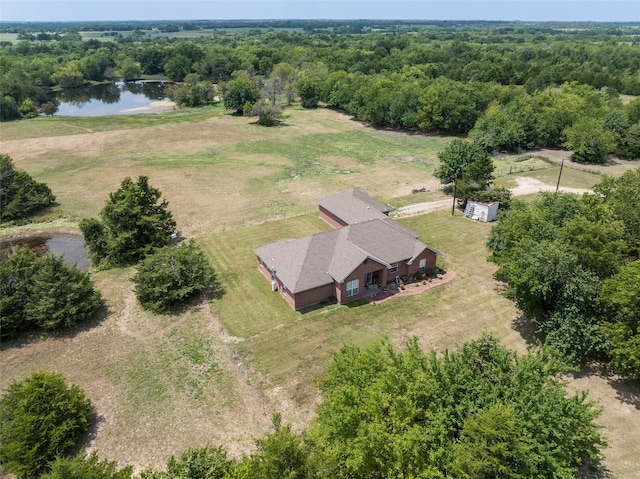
[451,172,458,216]
[555,158,565,194]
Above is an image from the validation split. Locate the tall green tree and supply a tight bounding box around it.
[434,139,487,185]
[80,176,176,267]
[599,261,640,379]
[0,248,101,340]
[223,71,260,114]
[564,117,616,164]
[0,371,93,478]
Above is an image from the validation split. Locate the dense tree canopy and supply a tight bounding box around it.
[307,334,604,478]
[0,154,55,222]
[132,241,217,313]
[487,169,640,375]
[0,371,93,478]
[0,247,102,340]
[80,176,176,267]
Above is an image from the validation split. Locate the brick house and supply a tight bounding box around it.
[254,189,440,310]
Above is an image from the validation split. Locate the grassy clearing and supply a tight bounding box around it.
[0,109,447,237]
[494,164,604,191]
[202,209,523,411]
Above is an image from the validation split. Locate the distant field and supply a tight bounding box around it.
[0,107,638,476]
[0,33,17,43]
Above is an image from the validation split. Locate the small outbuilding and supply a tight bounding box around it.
[464,201,499,222]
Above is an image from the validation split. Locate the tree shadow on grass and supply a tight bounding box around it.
[0,301,111,352]
[74,411,106,453]
[608,376,640,410]
[511,314,544,348]
[569,362,640,411]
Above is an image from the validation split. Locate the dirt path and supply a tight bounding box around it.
[393,177,592,218]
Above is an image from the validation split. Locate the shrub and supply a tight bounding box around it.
[42,452,133,479]
[0,248,101,340]
[0,154,56,222]
[132,241,217,313]
[0,371,93,478]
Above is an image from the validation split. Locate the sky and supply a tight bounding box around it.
[1,0,639,23]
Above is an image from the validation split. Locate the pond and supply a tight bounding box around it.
[52,81,173,116]
[0,234,90,270]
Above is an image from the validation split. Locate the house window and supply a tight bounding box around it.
[346,279,359,297]
[389,262,398,273]
[282,284,287,296]
[419,258,427,273]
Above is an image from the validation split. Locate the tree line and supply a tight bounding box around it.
[1,334,606,478]
[2,23,639,160]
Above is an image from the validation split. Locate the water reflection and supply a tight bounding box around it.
[53,81,170,116]
[0,234,90,270]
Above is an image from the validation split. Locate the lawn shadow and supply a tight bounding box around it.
[74,410,105,452]
[570,362,640,411]
[0,301,111,352]
[298,297,337,314]
[607,376,640,410]
[511,314,543,348]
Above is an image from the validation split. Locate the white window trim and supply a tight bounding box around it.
[389,262,398,273]
[346,278,359,297]
[419,258,427,272]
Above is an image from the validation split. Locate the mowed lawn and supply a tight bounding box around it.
[200,209,527,425]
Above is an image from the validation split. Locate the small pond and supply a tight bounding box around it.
[52,81,172,116]
[0,234,90,270]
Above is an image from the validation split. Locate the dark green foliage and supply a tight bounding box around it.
[80,176,176,267]
[136,445,231,479]
[0,154,56,222]
[0,248,101,340]
[42,452,133,479]
[223,71,260,114]
[297,73,321,109]
[418,77,484,134]
[309,334,604,478]
[231,414,309,479]
[434,139,487,185]
[471,102,527,152]
[563,118,616,164]
[1,95,22,121]
[450,403,533,478]
[132,241,216,313]
[593,169,640,253]
[487,174,639,369]
[618,122,640,160]
[599,261,640,378]
[0,371,93,478]
[168,74,217,107]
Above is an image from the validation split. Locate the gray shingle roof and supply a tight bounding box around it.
[255,189,440,294]
[318,188,395,225]
[254,219,436,293]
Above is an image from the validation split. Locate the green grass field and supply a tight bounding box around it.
[1,107,638,475]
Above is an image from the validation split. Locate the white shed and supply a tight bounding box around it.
[464,201,499,222]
